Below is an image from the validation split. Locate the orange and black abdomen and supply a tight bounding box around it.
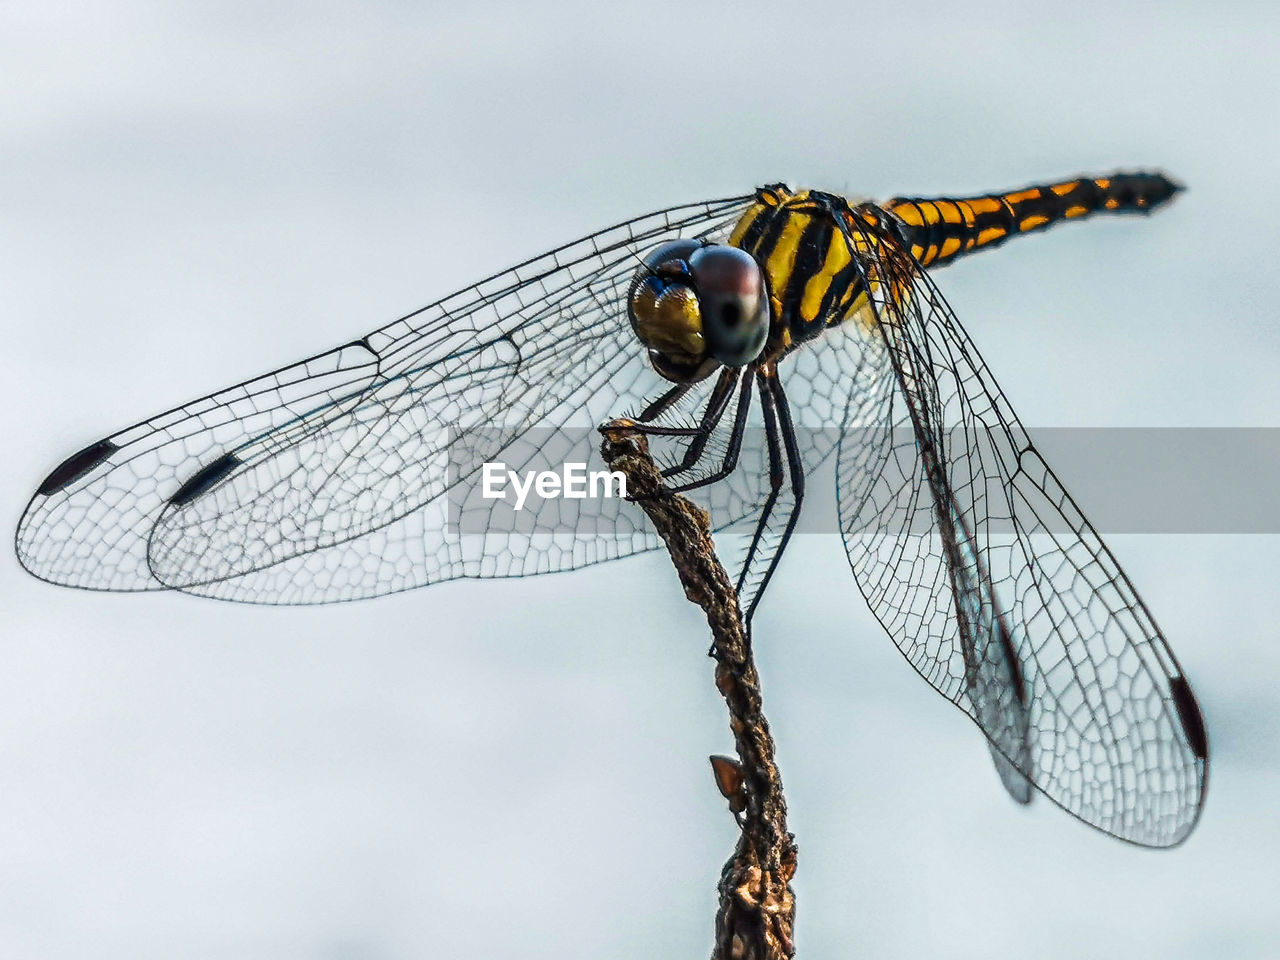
[887,172,1182,269]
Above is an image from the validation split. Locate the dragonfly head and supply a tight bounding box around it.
[628,240,770,383]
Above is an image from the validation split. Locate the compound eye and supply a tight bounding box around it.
[639,239,702,276]
[628,240,710,382]
[688,246,770,367]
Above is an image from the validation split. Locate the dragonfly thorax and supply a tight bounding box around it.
[627,240,770,383]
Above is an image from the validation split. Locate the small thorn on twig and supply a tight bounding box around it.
[710,754,748,816]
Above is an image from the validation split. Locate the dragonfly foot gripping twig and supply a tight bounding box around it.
[601,423,798,960]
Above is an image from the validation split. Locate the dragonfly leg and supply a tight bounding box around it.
[622,367,753,485]
[735,370,785,608]
[625,368,735,446]
[635,380,694,422]
[660,368,740,481]
[665,372,754,493]
[736,369,805,626]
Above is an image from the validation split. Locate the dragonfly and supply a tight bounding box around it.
[16,171,1209,848]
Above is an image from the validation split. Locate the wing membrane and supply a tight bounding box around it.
[836,211,1207,846]
[17,194,756,600]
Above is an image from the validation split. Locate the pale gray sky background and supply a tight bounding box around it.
[2,2,1279,958]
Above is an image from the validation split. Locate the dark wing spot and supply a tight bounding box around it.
[169,452,241,506]
[37,439,118,495]
[1169,674,1209,761]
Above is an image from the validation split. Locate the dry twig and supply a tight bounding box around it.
[600,422,798,960]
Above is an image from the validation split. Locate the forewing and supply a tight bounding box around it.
[835,212,1207,846]
[17,194,756,602]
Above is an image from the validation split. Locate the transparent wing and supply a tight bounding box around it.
[16,194,759,603]
[835,210,1208,846]
[721,322,891,620]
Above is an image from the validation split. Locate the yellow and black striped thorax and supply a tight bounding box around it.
[728,186,885,353]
